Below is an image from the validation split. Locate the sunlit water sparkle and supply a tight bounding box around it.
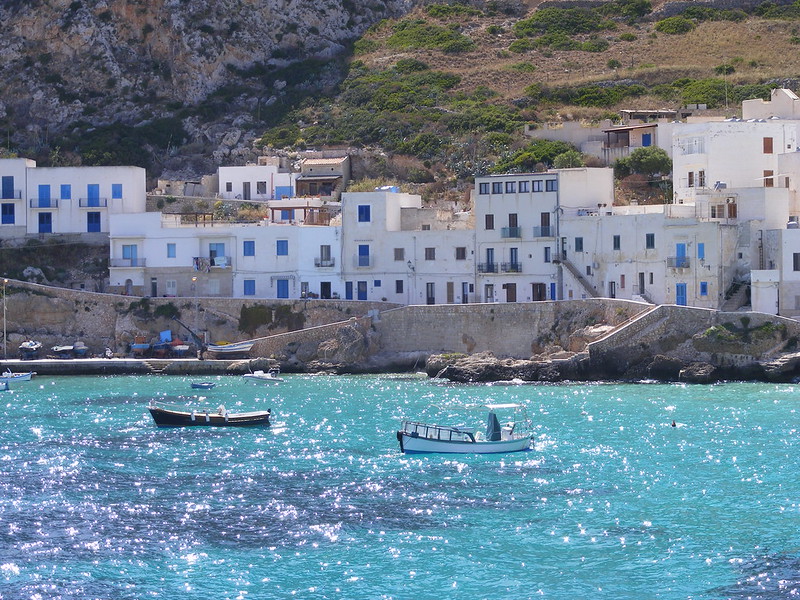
[1,375,799,599]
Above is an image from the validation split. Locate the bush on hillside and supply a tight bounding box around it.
[491,140,577,173]
[614,147,672,179]
[654,16,695,34]
[514,7,609,37]
[387,20,476,53]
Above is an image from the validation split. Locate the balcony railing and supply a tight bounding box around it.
[354,255,372,268]
[667,256,690,268]
[193,256,231,269]
[0,190,21,199]
[478,262,498,273]
[29,198,59,208]
[111,258,147,267]
[79,197,109,207]
[315,257,336,267]
[501,262,523,273]
[532,225,554,237]
[210,255,231,268]
[501,226,522,239]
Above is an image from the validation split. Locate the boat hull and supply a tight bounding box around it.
[0,372,33,383]
[148,406,270,428]
[397,431,531,454]
[190,382,216,390]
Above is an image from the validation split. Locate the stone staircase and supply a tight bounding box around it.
[721,283,750,312]
[553,253,599,298]
[143,359,171,374]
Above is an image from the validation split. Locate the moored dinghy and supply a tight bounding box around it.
[148,400,271,427]
[397,403,532,454]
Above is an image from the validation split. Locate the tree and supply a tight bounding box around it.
[614,146,671,179]
[553,150,585,169]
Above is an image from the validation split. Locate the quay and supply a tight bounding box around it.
[0,358,253,376]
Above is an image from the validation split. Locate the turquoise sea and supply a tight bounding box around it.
[1,374,799,599]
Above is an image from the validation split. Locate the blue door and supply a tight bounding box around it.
[87,211,101,232]
[38,185,51,208]
[38,212,52,233]
[486,248,495,271]
[357,281,367,301]
[1,176,13,199]
[676,243,687,268]
[676,283,687,306]
[87,184,100,207]
[550,282,557,301]
[642,133,652,147]
[276,279,289,298]
[345,282,353,300]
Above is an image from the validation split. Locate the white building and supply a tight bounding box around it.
[0,158,146,239]
[218,156,296,201]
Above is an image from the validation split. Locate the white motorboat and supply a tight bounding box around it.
[0,370,34,383]
[243,369,284,383]
[397,403,532,454]
[207,340,255,356]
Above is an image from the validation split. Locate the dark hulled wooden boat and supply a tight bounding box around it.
[148,401,271,427]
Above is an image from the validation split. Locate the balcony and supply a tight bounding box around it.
[193,256,231,269]
[111,258,147,267]
[315,257,336,267]
[501,226,522,239]
[478,262,498,273]
[0,190,21,199]
[79,197,109,207]
[667,256,690,268]
[532,225,554,238]
[29,198,59,208]
[501,262,523,273]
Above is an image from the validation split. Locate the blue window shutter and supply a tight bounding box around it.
[112,184,123,199]
[243,240,255,256]
[244,279,256,296]
[276,240,288,256]
[697,243,705,260]
[61,184,71,200]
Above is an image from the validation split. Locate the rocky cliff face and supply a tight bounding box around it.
[0,0,416,173]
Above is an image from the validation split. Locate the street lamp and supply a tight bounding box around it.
[2,278,7,359]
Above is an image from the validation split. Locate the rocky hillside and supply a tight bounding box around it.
[2,0,800,185]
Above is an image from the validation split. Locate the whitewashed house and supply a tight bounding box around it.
[0,158,146,240]
[218,156,296,201]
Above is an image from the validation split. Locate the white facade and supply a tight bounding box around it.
[0,158,146,239]
[218,159,296,201]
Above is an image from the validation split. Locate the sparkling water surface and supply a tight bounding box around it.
[1,374,799,599]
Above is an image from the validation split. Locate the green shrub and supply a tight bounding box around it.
[506,62,536,72]
[581,38,610,52]
[553,150,585,168]
[618,32,637,41]
[394,58,429,73]
[614,146,671,178]
[491,139,577,173]
[508,38,535,53]
[514,7,606,37]
[486,25,504,35]
[654,16,695,34]
[714,63,735,75]
[388,19,476,52]
[607,58,622,69]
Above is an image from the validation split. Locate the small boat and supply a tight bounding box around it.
[73,341,89,358]
[243,368,284,383]
[148,401,271,427]
[19,340,42,359]
[51,344,74,358]
[0,381,8,391]
[397,403,533,454]
[0,370,34,383]
[190,382,216,390]
[207,340,255,356]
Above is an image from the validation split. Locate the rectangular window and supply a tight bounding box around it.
[1,203,14,225]
[225,182,233,192]
[519,180,530,193]
[613,235,621,250]
[794,253,800,271]
[764,137,774,154]
[544,247,551,263]
[697,242,705,260]
[243,240,255,256]
[358,244,370,267]
[575,237,583,252]
[209,242,225,261]
[728,203,737,219]
[244,279,256,296]
[60,184,71,200]
[698,170,706,188]
[280,209,294,221]
[167,243,176,258]
[112,184,123,199]
[256,181,267,195]
[479,182,490,194]
[455,247,467,260]
[396,280,404,294]
[394,248,405,261]
[485,214,494,230]
[620,274,625,289]
[424,247,435,260]
[649,272,654,285]
[87,211,101,232]
[645,233,655,249]
[421,224,431,231]
[505,181,516,194]
[491,182,503,194]
[545,179,558,192]
[276,239,288,256]
[688,171,695,187]
[122,244,137,260]
[764,170,774,188]
[532,180,543,192]
[700,281,708,296]
[357,205,371,222]
[508,213,518,228]
[374,280,381,287]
